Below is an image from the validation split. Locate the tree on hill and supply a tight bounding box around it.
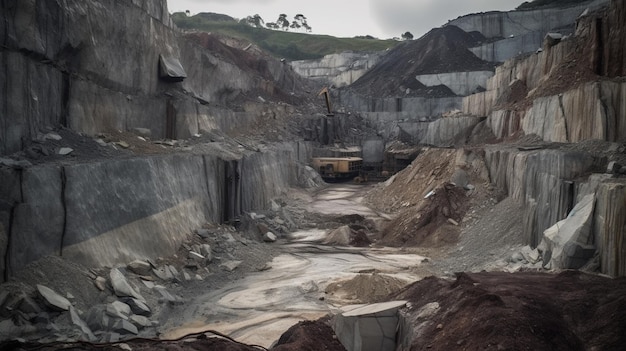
[277,14,290,30]
[265,13,312,33]
[401,31,414,40]
[242,14,264,28]
[292,14,312,32]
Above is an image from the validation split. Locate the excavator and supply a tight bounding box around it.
[318,86,333,116]
[311,87,364,181]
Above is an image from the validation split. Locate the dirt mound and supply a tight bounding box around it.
[392,271,626,350]
[325,273,409,304]
[348,25,495,98]
[379,183,469,247]
[272,316,345,351]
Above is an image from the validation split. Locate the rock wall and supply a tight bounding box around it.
[463,0,626,143]
[0,0,300,155]
[398,116,484,147]
[290,52,383,87]
[448,0,609,39]
[415,71,494,96]
[487,110,524,139]
[594,180,626,276]
[522,81,626,143]
[484,147,597,247]
[450,0,609,63]
[337,90,462,116]
[462,90,499,117]
[0,143,305,279]
[470,31,545,63]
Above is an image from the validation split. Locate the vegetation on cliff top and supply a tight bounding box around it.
[171,12,398,61]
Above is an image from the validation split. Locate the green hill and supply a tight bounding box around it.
[171,12,399,61]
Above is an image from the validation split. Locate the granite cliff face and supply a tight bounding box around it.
[0,0,318,280]
[449,0,610,62]
[0,0,311,155]
[460,0,626,276]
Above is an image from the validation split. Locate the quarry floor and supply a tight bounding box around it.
[5,174,626,351]
[4,132,626,350]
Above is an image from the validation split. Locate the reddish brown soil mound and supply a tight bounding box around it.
[392,271,626,351]
[379,183,469,247]
[272,316,346,351]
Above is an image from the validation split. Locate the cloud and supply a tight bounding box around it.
[370,0,521,38]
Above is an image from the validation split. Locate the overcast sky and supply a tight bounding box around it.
[167,0,524,39]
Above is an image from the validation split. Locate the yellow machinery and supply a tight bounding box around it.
[311,156,363,181]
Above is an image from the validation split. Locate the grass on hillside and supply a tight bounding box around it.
[171,12,398,61]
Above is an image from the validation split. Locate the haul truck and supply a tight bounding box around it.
[311,156,363,181]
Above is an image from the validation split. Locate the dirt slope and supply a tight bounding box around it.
[392,271,626,351]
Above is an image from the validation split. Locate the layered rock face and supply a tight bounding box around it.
[469,0,626,275]
[0,0,303,155]
[0,0,314,280]
[449,0,610,62]
[0,143,304,278]
[290,52,383,88]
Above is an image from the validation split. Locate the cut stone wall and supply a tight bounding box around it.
[447,0,609,39]
[522,81,626,143]
[0,143,303,279]
[290,52,383,87]
[484,147,597,247]
[594,180,626,276]
[415,71,494,96]
[0,0,301,156]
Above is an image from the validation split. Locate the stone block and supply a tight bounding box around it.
[538,194,595,269]
[334,301,407,351]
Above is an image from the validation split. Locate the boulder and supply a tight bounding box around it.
[70,306,96,341]
[263,231,277,242]
[37,284,71,311]
[220,260,242,272]
[129,314,152,329]
[607,161,621,174]
[195,228,210,239]
[121,297,151,317]
[199,244,212,262]
[152,266,174,281]
[86,305,111,331]
[538,194,595,269]
[106,301,131,320]
[127,260,152,276]
[94,276,107,291]
[109,268,144,301]
[112,319,138,335]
